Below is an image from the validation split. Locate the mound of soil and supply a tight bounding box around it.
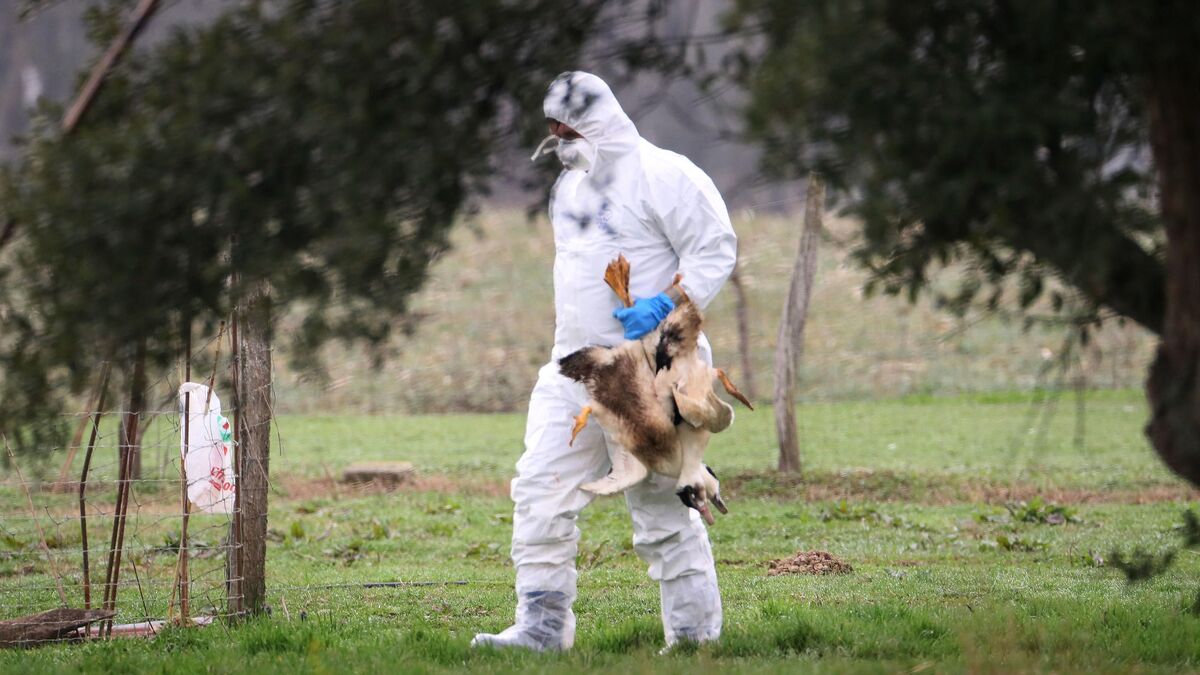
[767,550,853,576]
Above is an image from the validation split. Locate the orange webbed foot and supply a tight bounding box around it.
[715,369,754,410]
[569,406,593,446]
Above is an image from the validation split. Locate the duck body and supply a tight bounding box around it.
[558,299,737,522]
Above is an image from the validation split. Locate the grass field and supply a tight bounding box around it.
[3,390,1200,673]
[0,211,1185,672]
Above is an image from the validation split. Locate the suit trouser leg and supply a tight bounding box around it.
[625,472,722,645]
[498,364,608,649]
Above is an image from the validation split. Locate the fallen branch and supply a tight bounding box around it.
[0,608,114,649]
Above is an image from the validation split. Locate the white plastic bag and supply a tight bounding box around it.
[177,382,236,514]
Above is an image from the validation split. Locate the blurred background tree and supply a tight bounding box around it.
[727,0,1199,485]
[0,0,613,460]
[3,0,1196,491]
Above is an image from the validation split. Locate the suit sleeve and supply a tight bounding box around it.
[657,173,738,310]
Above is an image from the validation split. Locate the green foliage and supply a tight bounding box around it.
[1108,547,1177,582]
[576,538,614,570]
[0,0,612,452]
[977,503,1076,525]
[1178,508,1200,548]
[327,539,367,566]
[1109,509,1200,582]
[1005,497,1080,525]
[425,500,462,515]
[818,500,928,531]
[726,0,1200,332]
[978,533,1048,553]
[819,499,880,522]
[288,520,307,542]
[364,518,390,541]
[464,540,504,562]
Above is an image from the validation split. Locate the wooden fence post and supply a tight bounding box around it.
[774,174,824,473]
[227,311,242,616]
[238,282,272,614]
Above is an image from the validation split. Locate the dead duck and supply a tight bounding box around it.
[557,256,753,523]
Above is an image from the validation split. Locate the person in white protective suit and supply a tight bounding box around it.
[471,71,737,651]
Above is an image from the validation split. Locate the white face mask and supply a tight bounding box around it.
[554,138,595,171]
[530,134,596,172]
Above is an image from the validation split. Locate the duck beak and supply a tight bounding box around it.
[705,466,728,515]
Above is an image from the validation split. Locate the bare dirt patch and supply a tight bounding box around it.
[725,469,1200,505]
[9,471,512,519]
[768,550,853,576]
[276,473,510,501]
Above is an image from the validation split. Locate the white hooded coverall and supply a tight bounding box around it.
[474,71,737,650]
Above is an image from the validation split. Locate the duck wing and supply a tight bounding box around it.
[581,446,650,494]
[672,377,734,433]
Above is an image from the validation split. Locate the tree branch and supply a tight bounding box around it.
[0,0,164,255]
[62,0,163,133]
[1022,232,1164,335]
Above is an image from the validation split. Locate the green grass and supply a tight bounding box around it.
[270,389,1174,492]
[3,494,1200,673]
[3,392,1200,673]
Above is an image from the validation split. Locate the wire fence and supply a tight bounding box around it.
[0,327,249,645]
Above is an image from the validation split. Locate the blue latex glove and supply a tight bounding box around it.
[613,292,675,340]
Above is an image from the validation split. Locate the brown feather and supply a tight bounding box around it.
[559,342,676,470]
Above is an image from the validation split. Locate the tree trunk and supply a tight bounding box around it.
[237,282,272,614]
[774,175,824,473]
[1144,66,1200,488]
[729,257,758,402]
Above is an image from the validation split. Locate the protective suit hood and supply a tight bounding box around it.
[541,72,736,362]
[543,72,639,171]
